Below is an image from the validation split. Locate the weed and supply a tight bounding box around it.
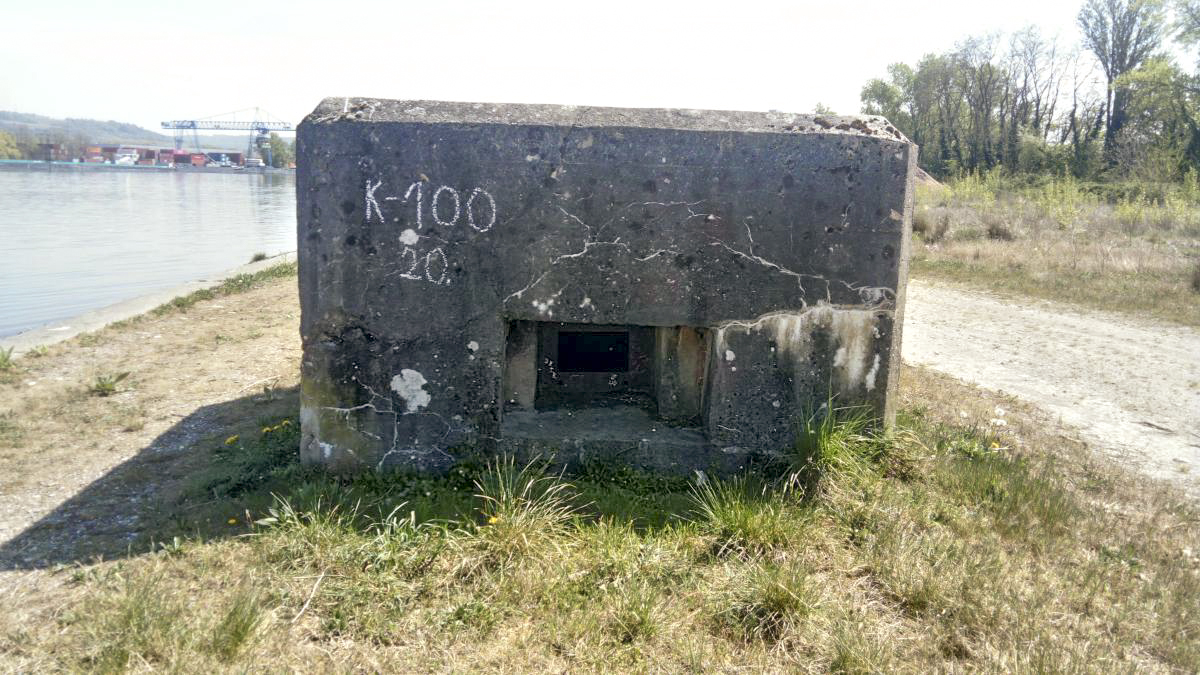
[88,372,130,397]
[28,345,49,358]
[0,346,13,371]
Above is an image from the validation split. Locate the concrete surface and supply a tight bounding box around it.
[297,98,915,473]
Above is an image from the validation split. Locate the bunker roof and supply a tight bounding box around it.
[304,97,912,143]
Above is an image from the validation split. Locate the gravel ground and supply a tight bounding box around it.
[903,277,1200,496]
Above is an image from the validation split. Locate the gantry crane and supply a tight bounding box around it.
[161,107,294,166]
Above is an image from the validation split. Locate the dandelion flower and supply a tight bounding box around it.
[487,516,499,525]
[280,420,291,427]
[262,426,272,434]
[227,518,238,525]
[224,435,239,445]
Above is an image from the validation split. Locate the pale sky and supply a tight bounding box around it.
[1,0,1091,134]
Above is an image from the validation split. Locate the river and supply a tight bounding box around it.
[0,169,296,337]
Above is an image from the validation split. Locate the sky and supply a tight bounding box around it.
[0,0,1092,136]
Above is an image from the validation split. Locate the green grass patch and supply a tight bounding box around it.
[26,405,1200,672]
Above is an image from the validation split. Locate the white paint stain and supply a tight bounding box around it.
[864,353,881,391]
[399,229,419,245]
[579,297,593,309]
[390,369,431,412]
[725,349,736,362]
[319,441,334,460]
[830,310,877,393]
[468,341,479,352]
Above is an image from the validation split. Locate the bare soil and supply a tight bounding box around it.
[903,277,1200,495]
[0,279,300,609]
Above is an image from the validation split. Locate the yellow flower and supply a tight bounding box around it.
[487,516,499,525]
[262,426,272,434]
[990,441,1000,450]
[224,435,239,445]
[280,420,292,427]
[227,518,238,525]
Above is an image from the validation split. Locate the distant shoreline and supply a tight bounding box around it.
[0,160,294,175]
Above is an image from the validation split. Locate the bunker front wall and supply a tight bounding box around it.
[297,99,915,472]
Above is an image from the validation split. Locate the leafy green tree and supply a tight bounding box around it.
[0,131,20,159]
[265,132,294,168]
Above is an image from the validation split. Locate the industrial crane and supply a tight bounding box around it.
[160,107,294,166]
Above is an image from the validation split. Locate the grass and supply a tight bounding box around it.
[911,172,1200,326]
[6,401,1197,672]
[0,347,14,371]
[150,261,297,317]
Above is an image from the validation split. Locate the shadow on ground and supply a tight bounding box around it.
[0,386,299,571]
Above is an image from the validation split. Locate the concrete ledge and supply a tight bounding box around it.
[0,252,297,356]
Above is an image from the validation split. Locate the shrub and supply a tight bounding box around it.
[982,212,1016,241]
[913,208,950,243]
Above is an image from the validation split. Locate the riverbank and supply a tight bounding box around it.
[0,267,1196,670]
[0,252,297,356]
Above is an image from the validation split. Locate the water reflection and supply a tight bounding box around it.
[0,169,296,336]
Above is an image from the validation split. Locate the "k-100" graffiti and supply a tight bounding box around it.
[365,179,498,286]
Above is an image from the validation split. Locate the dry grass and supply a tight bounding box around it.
[1,364,1196,672]
[911,175,1200,326]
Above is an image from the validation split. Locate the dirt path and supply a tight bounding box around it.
[902,278,1200,495]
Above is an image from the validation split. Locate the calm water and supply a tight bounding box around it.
[0,169,296,337]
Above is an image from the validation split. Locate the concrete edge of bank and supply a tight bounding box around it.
[0,251,298,356]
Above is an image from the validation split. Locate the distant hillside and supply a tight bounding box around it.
[0,111,256,152]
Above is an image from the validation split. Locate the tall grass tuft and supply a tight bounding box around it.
[689,476,803,558]
[455,455,579,574]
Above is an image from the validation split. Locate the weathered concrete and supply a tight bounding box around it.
[297,98,915,473]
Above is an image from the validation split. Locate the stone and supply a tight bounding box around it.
[297,98,916,474]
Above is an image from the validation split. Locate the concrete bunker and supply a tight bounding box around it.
[297,98,915,474]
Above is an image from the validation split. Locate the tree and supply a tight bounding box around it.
[265,132,294,168]
[1078,0,1167,158]
[0,131,20,159]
